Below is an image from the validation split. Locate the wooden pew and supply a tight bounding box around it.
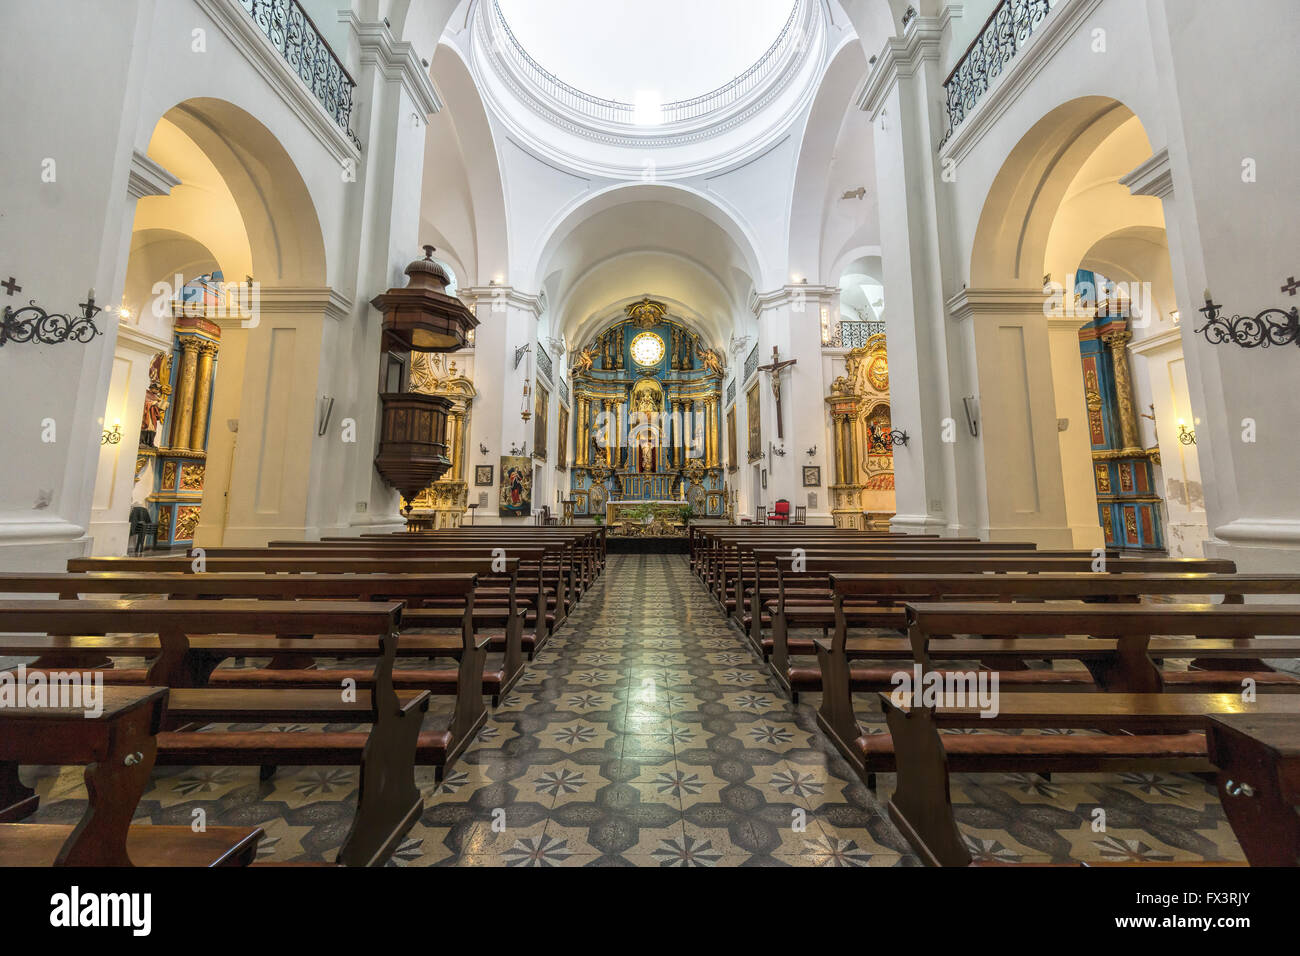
[0,570,524,706]
[0,600,429,866]
[0,684,264,866]
[885,689,1300,866]
[1206,714,1300,866]
[797,566,1292,703]
[765,554,1237,692]
[859,602,1300,865]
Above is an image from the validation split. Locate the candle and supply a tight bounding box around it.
[1203,288,1212,303]
[88,288,95,301]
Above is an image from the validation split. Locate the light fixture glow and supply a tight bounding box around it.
[632,90,662,126]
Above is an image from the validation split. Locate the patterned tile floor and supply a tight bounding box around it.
[21,554,1246,866]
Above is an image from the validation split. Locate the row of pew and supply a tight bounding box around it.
[0,526,605,866]
[690,525,1300,866]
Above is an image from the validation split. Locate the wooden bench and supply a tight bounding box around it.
[828,602,1300,864]
[0,684,264,866]
[0,600,429,865]
[1206,714,1300,866]
[883,688,1300,866]
[802,569,1297,705]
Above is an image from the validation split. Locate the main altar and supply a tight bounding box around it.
[568,297,727,533]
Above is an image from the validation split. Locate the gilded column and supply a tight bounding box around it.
[712,395,722,470]
[171,338,201,450]
[188,340,219,451]
[603,400,614,464]
[448,410,462,480]
[837,413,847,486]
[576,396,588,466]
[1103,329,1140,451]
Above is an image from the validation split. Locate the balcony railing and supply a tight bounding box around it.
[940,0,1055,146]
[488,0,803,127]
[822,319,886,350]
[238,0,361,148]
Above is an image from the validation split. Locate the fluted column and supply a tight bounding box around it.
[1103,329,1140,451]
[171,338,200,450]
[447,409,463,480]
[576,396,588,466]
[708,398,719,468]
[188,340,219,451]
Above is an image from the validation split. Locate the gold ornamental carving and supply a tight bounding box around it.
[180,463,205,490]
[625,296,669,330]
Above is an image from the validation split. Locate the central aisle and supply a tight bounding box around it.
[408,553,906,865]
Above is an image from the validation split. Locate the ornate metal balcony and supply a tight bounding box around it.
[237,0,361,148]
[940,0,1056,146]
[822,319,886,350]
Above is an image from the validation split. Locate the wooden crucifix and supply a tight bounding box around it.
[756,346,797,439]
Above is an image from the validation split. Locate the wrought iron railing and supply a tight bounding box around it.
[744,343,761,382]
[488,0,803,126]
[940,0,1055,146]
[238,0,361,148]
[822,319,886,349]
[536,342,553,382]
[726,378,736,407]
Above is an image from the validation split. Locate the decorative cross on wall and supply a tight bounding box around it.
[1,276,20,297]
[756,346,797,439]
[1282,276,1299,297]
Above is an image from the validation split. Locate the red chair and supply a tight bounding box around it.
[767,499,790,524]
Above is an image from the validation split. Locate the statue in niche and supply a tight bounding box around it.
[631,382,661,474]
[572,343,598,377]
[603,332,613,368]
[696,342,726,378]
[615,326,625,369]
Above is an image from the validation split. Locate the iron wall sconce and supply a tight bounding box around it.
[806,445,817,458]
[868,422,909,451]
[479,442,489,455]
[1178,423,1197,445]
[1,287,103,348]
[770,442,786,458]
[1196,289,1299,349]
[101,424,121,445]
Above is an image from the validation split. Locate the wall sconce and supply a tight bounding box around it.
[479,441,489,455]
[868,422,909,451]
[316,396,335,436]
[962,396,979,437]
[771,442,786,458]
[509,441,528,457]
[1196,288,1299,348]
[1,285,103,348]
[1178,421,1197,445]
[101,423,121,445]
[806,445,817,458]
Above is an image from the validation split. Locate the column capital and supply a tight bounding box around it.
[462,286,545,319]
[343,13,443,116]
[751,284,838,316]
[946,287,1049,321]
[857,17,946,120]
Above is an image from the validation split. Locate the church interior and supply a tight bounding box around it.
[1,0,1298,898]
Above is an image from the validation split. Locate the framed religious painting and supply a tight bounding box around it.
[533,383,549,461]
[556,403,569,471]
[746,382,762,462]
[498,456,532,517]
[726,406,738,472]
[474,464,494,487]
[802,465,820,487]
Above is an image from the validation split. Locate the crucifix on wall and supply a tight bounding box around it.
[756,346,797,439]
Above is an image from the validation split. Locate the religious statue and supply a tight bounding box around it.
[635,428,657,473]
[615,326,625,369]
[696,342,726,377]
[571,343,598,376]
[139,351,171,445]
[757,346,797,439]
[603,332,613,368]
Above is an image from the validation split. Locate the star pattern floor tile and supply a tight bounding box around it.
[19,554,1248,866]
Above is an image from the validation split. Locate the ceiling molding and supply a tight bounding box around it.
[127,150,181,201]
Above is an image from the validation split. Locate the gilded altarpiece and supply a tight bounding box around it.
[567,297,726,530]
[403,353,477,529]
[1078,304,1163,550]
[825,335,894,529]
[145,300,222,549]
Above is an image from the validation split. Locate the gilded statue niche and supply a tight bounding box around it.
[405,353,477,527]
[824,334,895,529]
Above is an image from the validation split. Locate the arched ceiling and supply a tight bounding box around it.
[534,187,762,350]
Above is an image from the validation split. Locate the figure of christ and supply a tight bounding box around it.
[636,428,658,474]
